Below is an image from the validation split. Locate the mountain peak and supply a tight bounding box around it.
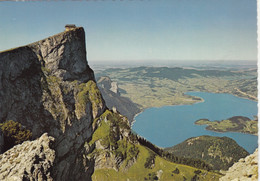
[1,27,92,82]
[0,27,105,180]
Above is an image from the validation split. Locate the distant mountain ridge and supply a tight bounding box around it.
[102,66,247,81]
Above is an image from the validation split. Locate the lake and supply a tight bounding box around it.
[133,92,258,153]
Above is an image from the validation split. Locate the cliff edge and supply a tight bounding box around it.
[97,76,141,123]
[0,27,106,180]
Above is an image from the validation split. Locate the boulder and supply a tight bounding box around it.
[0,133,55,181]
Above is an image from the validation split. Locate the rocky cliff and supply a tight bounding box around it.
[97,76,119,95]
[220,149,258,181]
[97,76,141,123]
[0,133,55,181]
[0,27,106,180]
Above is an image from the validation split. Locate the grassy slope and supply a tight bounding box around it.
[89,111,220,181]
[92,145,220,181]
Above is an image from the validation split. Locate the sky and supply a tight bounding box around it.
[0,0,257,62]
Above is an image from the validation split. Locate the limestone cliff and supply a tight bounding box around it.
[220,149,258,181]
[86,110,139,172]
[0,133,55,181]
[0,27,106,180]
[97,76,141,123]
[97,76,119,95]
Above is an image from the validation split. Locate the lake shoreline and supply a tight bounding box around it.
[132,91,257,127]
[132,92,258,153]
[131,93,205,127]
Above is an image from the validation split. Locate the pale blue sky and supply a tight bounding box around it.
[0,0,257,62]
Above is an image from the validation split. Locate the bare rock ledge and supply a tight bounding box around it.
[0,133,55,181]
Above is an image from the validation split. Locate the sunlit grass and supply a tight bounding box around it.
[92,145,221,181]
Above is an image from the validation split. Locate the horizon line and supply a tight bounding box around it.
[88,59,257,62]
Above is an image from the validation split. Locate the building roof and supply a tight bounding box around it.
[65,24,76,28]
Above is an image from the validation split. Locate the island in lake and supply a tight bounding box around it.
[195,116,258,135]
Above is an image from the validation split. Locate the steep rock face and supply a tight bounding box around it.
[87,110,138,172]
[97,76,119,95]
[220,149,258,181]
[97,76,141,123]
[0,133,55,181]
[0,27,106,180]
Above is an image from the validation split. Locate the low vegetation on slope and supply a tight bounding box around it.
[86,110,221,181]
[92,145,220,181]
[0,120,32,152]
[88,110,139,171]
[165,135,249,170]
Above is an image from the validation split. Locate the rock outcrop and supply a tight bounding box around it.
[0,133,55,181]
[97,76,141,123]
[97,76,119,95]
[86,110,138,172]
[220,149,258,181]
[0,27,106,180]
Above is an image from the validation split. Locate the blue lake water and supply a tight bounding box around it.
[133,92,258,153]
